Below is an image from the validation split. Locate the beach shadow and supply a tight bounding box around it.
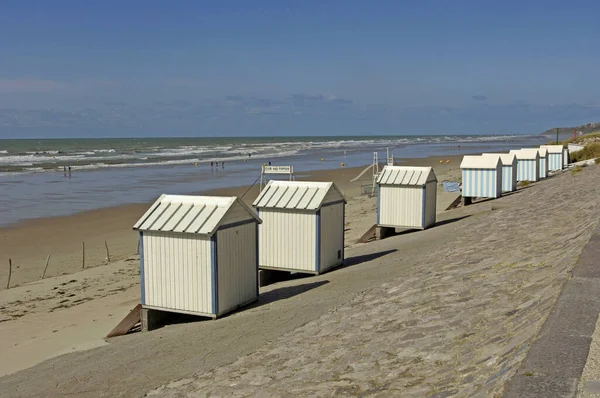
[259,268,316,287]
[388,228,421,236]
[336,249,397,270]
[500,190,522,197]
[141,280,331,329]
[379,215,471,237]
[431,215,471,228]
[253,280,330,307]
[144,311,212,330]
[469,197,498,205]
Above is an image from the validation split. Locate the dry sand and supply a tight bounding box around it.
[0,162,598,396]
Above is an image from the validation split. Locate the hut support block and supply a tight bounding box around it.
[141,308,169,332]
[462,196,473,207]
[376,226,394,240]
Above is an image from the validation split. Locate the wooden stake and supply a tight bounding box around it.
[137,239,140,255]
[82,242,85,269]
[105,240,111,262]
[42,255,51,279]
[7,259,12,289]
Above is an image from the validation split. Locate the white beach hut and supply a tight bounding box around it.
[376,166,437,230]
[253,181,346,275]
[482,153,518,193]
[540,145,565,171]
[509,149,540,182]
[133,194,261,319]
[460,155,502,199]
[568,143,584,154]
[521,148,549,179]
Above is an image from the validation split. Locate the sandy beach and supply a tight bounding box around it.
[0,155,463,289]
[2,154,597,397]
[0,155,463,378]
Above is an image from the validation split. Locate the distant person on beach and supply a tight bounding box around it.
[210,161,214,169]
[222,161,225,169]
[268,161,271,166]
[248,153,251,158]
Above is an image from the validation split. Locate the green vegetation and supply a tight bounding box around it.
[572,165,586,175]
[570,143,600,163]
[595,157,600,165]
[520,181,532,187]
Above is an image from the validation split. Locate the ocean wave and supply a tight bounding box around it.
[25,150,61,155]
[0,154,87,165]
[0,135,539,174]
[0,150,8,154]
[56,149,301,171]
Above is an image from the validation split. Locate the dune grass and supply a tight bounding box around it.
[570,142,600,163]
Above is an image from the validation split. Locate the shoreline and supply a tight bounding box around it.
[0,134,543,174]
[0,136,546,226]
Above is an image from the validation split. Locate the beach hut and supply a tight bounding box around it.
[568,143,584,154]
[482,153,518,193]
[521,148,549,179]
[541,145,565,171]
[509,149,540,182]
[133,194,261,320]
[253,180,346,275]
[376,166,437,230]
[460,155,502,199]
[564,148,569,168]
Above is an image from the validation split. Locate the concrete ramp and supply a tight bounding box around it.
[357,224,377,244]
[106,304,141,338]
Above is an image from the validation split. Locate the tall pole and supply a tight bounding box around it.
[556,128,559,145]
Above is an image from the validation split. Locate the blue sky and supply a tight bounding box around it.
[0,0,599,138]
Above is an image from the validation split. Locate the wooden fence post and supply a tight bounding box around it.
[82,242,85,269]
[41,255,51,279]
[105,241,111,262]
[7,259,12,289]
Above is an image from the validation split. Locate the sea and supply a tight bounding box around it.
[0,135,546,226]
